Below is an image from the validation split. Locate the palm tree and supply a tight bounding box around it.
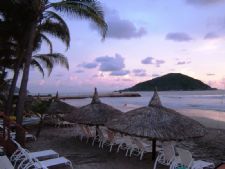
[0,1,107,145]
[11,0,107,126]
[1,12,71,116]
[0,69,13,113]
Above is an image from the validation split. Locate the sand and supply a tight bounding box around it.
[26,126,225,169]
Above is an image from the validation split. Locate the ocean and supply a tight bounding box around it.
[64,90,225,129]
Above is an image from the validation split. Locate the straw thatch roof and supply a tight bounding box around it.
[106,90,206,141]
[47,100,77,114]
[64,88,122,125]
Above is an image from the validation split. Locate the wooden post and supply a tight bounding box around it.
[96,125,99,136]
[152,139,156,160]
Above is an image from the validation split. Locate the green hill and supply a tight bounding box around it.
[122,73,216,91]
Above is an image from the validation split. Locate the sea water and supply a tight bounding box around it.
[64,90,225,129]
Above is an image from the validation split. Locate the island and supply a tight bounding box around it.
[122,73,216,91]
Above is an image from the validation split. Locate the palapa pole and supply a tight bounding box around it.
[152,139,156,160]
[149,88,160,160]
[91,87,101,136]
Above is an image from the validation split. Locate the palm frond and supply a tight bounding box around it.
[31,59,45,77]
[40,33,53,53]
[46,53,69,70]
[49,0,107,39]
[33,53,69,76]
[33,32,42,52]
[43,10,70,49]
[33,54,54,76]
[39,19,70,49]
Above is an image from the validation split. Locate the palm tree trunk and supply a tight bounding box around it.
[5,55,23,116]
[15,21,37,144]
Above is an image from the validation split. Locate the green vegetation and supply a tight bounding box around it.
[123,73,216,91]
[30,99,52,138]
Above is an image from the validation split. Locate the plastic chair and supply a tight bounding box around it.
[153,141,176,169]
[171,148,215,169]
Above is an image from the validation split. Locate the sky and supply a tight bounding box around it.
[27,0,225,93]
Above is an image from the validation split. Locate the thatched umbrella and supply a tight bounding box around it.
[47,98,77,115]
[106,89,206,160]
[64,88,122,134]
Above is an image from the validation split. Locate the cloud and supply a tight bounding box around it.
[177,61,186,65]
[166,32,193,42]
[133,69,147,77]
[155,60,165,67]
[206,73,215,76]
[79,62,98,69]
[93,73,104,78]
[186,0,225,6]
[141,57,154,64]
[176,61,191,65]
[152,74,160,77]
[75,70,84,73]
[121,78,133,82]
[110,70,130,76]
[96,54,125,71]
[91,7,147,39]
[141,57,166,67]
[204,32,219,39]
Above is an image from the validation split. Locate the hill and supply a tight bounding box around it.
[122,73,216,91]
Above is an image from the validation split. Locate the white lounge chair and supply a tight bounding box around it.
[84,125,96,144]
[29,150,59,159]
[0,155,14,169]
[0,124,36,141]
[171,148,215,169]
[10,140,59,166]
[72,124,86,141]
[116,135,136,156]
[10,132,36,141]
[18,155,73,169]
[153,141,176,169]
[11,141,73,169]
[23,157,73,169]
[91,127,105,147]
[100,129,125,152]
[77,125,95,143]
[129,137,152,160]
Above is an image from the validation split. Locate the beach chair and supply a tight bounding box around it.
[10,132,36,141]
[0,155,14,169]
[0,124,36,141]
[18,156,73,169]
[101,129,125,152]
[11,140,73,169]
[128,137,152,160]
[92,127,105,147]
[29,150,59,159]
[171,148,215,169]
[153,141,176,169]
[10,140,59,166]
[74,124,85,141]
[83,125,96,143]
[78,124,91,142]
[61,121,74,127]
[116,135,135,156]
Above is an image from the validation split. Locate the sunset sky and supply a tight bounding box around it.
[27,0,225,93]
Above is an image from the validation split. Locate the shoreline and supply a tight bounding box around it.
[177,108,225,130]
[32,92,141,100]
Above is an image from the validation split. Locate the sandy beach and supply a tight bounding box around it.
[27,126,225,169]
